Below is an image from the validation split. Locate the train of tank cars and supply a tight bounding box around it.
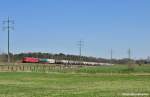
[22,57,113,66]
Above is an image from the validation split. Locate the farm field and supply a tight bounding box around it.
[0,64,150,97]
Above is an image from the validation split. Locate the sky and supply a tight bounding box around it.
[0,0,150,59]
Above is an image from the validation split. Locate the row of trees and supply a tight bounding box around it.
[0,52,149,65]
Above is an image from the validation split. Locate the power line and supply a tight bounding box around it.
[3,17,14,63]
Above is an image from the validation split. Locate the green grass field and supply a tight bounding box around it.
[0,64,150,97]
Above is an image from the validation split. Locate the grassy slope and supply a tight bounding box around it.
[0,72,149,97]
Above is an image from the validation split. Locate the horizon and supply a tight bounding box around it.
[0,0,150,59]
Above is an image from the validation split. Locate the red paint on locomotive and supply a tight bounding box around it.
[22,57,39,63]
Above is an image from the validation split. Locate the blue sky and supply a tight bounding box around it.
[0,0,150,59]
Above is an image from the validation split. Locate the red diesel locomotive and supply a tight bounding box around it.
[22,57,39,63]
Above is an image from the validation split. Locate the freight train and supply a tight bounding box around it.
[22,57,113,66]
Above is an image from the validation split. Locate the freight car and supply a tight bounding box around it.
[39,58,55,64]
[22,57,113,66]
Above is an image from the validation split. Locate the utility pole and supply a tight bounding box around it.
[128,48,131,60]
[128,48,133,69]
[77,40,84,61]
[111,49,113,60]
[110,49,113,63]
[3,17,14,63]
